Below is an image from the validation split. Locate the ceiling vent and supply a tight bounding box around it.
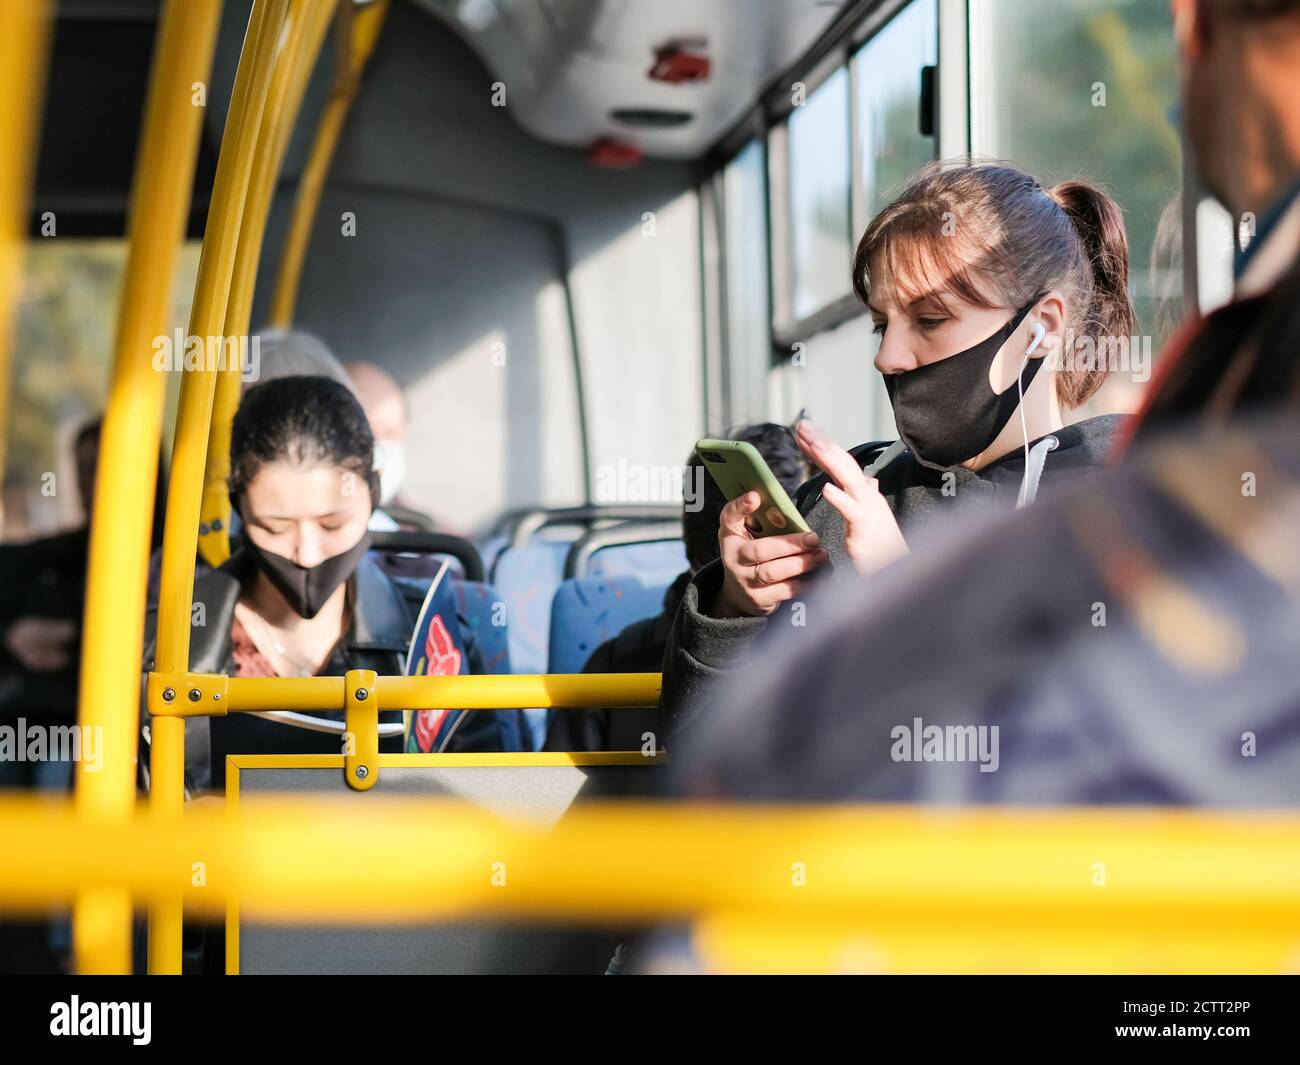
[609,108,693,128]
[647,42,710,85]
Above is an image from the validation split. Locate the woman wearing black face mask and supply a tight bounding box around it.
[662,161,1137,732]
[141,375,501,796]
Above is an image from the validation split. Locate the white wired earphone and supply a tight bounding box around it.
[1014,321,1054,509]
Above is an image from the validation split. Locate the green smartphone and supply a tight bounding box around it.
[695,437,810,537]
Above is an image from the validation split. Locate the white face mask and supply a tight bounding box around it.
[372,439,407,507]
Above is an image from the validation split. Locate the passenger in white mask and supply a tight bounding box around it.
[344,360,441,532]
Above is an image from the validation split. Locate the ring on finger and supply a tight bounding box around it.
[753,562,769,587]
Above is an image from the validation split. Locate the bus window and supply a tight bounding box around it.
[785,66,852,323]
[969,0,1183,412]
[853,0,939,227]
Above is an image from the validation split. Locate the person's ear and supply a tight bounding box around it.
[1030,292,1068,358]
[1172,0,1210,62]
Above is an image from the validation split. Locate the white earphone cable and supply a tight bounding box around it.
[1016,322,1047,507]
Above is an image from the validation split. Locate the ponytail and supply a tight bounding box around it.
[1048,180,1138,406]
[856,162,1137,409]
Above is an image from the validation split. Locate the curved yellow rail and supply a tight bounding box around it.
[149,0,293,974]
[198,0,341,568]
[0,0,51,510]
[69,0,225,978]
[267,0,390,328]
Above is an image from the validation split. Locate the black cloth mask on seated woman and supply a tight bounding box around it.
[240,527,372,619]
[883,297,1045,470]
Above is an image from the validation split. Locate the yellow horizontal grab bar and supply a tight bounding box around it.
[3,797,1300,974]
[147,672,663,715]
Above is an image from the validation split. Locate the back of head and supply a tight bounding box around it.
[229,375,377,512]
[683,423,808,573]
[1206,0,1300,19]
[1177,1,1300,218]
[344,360,408,442]
[854,160,1138,408]
[246,328,353,395]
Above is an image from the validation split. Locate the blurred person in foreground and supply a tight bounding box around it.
[668,0,1300,802]
[0,420,163,973]
[1,419,165,790]
[1118,0,1300,447]
[544,424,808,753]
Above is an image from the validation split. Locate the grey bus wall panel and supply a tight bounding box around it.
[236,762,660,975]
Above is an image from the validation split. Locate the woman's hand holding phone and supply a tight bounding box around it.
[713,492,829,618]
[795,420,908,577]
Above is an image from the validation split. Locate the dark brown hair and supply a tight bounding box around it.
[229,375,378,509]
[852,161,1137,407]
[1209,0,1300,19]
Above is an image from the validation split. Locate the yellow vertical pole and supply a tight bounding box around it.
[72,0,225,977]
[268,0,389,329]
[0,0,51,525]
[198,0,340,568]
[148,0,291,976]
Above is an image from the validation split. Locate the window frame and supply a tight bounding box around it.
[700,0,1210,431]
[696,0,941,379]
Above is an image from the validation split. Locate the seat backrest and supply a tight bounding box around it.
[490,540,569,676]
[392,575,526,752]
[586,538,688,584]
[453,579,510,675]
[547,575,668,675]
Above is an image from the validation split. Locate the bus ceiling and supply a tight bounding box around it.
[408,0,845,160]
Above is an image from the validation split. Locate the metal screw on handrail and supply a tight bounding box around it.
[355,765,369,780]
[354,688,368,701]
[162,688,175,702]
[187,688,202,702]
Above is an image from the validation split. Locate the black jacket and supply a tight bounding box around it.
[0,528,89,729]
[543,570,688,752]
[661,415,1125,735]
[670,413,1300,808]
[141,549,503,794]
[1129,231,1300,443]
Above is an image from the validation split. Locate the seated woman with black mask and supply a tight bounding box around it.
[143,374,500,795]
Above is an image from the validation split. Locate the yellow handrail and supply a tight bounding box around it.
[146,672,663,714]
[149,0,292,975]
[0,0,51,524]
[68,0,223,976]
[268,0,390,328]
[5,797,1300,973]
[198,0,341,568]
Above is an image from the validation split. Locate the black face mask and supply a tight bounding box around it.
[241,528,372,619]
[883,299,1044,470]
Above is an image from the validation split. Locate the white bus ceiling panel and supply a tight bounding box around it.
[213,0,698,224]
[410,0,844,159]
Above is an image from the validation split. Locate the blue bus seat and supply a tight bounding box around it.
[586,538,687,584]
[547,575,670,676]
[490,540,569,676]
[390,575,526,752]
